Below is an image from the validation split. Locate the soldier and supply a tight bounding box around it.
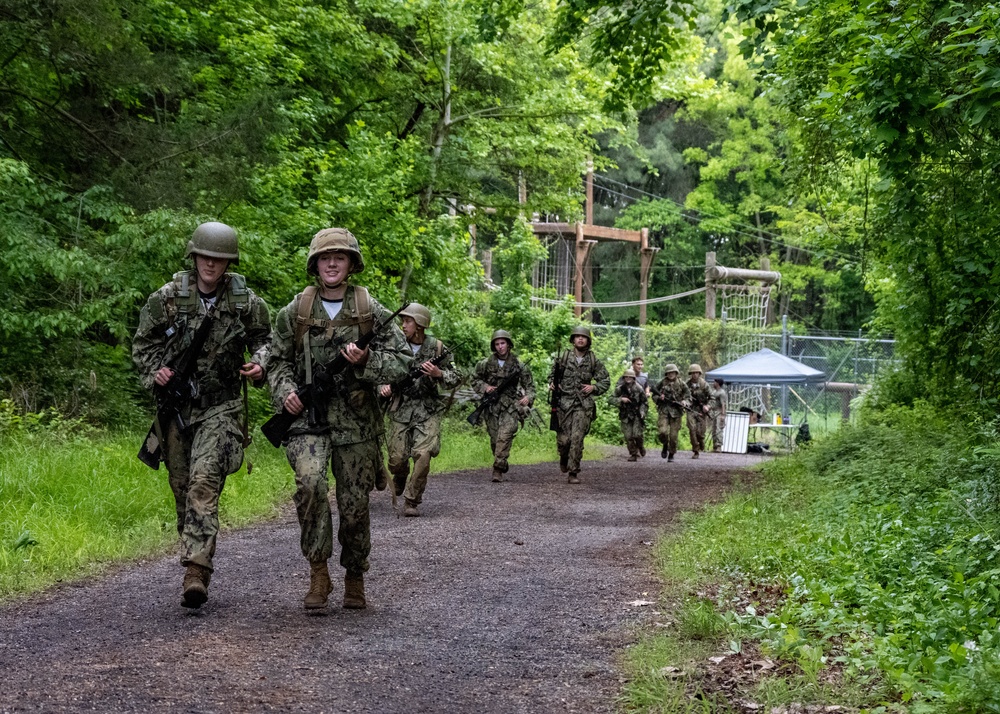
[132,222,271,609]
[378,304,460,517]
[686,364,712,459]
[267,228,410,610]
[651,364,690,462]
[708,377,727,452]
[472,330,535,482]
[548,325,610,484]
[610,368,648,461]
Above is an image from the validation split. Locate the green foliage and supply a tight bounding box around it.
[657,403,1000,710]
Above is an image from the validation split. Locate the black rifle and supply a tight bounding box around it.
[549,353,565,432]
[137,302,219,469]
[388,346,453,411]
[467,361,527,426]
[655,393,700,416]
[260,302,410,448]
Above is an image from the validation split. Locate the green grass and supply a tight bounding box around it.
[0,418,604,599]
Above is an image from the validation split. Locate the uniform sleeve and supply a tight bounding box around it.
[437,346,462,390]
[608,383,624,407]
[592,359,611,396]
[131,290,170,391]
[246,293,272,385]
[519,362,535,402]
[472,359,489,394]
[265,301,299,409]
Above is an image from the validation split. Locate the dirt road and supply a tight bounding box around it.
[0,449,763,713]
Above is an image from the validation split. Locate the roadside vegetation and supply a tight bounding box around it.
[0,408,600,600]
[623,403,1000,712]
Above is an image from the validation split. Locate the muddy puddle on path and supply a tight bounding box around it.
[0,449,764,713]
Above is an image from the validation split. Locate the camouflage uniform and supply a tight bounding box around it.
[132,270,271,573]
[472,353,535,475]
[708,383,727,451]
[610,380,647,459]
[267,286,410,575]
[652,377,690,459]
[549,350,610,478]
[386,336,461,505]
[686,375,712,455]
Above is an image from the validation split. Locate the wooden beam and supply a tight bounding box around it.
[585,165,594,225]
[531,222,642,243]
[705,251,717,319]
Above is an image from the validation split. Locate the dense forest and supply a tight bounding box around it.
[1,0,997,417]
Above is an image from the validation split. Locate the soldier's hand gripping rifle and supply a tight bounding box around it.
[467,362,526,427]
[388,346,453,411]
[137,304,219,469]
[260,302,411,448]
[655,392,699,416]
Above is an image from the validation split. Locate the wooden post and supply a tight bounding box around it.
[639,228,658,328]
[705,251,717,319]
[761,257,775,325]
[574,222,585,317]
[468,223,477,258]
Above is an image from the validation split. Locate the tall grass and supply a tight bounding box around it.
[0,417,603,598]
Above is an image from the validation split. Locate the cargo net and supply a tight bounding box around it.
[719,285,771,416]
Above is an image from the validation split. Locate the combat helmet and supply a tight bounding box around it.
[307,228,365,276]
[623,368,636,379]
[400,303,432,329]
[688,363,703,374]
[491,329,513,351]
[569,325,591,344]
[186,222,239,265]
[663,363,679,375]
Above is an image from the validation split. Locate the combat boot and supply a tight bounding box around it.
[661,444,668,459]
[567,472,581,484]
[181,564,210,609]
[559,451,569,473]
[692,451,699,459]
[403,499,420,517]
[491,467,504,482]
[667,453,674,462]
[304,561,332,610]
[639,441,646,457]
[343,572,366,609]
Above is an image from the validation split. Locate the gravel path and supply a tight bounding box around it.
[0,448,764,713]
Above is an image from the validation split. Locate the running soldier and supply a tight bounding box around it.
[471,330,535,482]
[548,325,610,484]
[708,378,727,452]
[132,222,271,609]
[610,368,648,461]
[652,364,690,462]
[616,356,650,456]
[379,304,460,517]
[686,363,711,459]
[267,228,410,610]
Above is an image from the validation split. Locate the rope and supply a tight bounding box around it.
[530,286,707,309]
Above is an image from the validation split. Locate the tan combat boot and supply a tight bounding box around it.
[491,468,503,483]
[567,472,581,484]
[181,564,210,609]
[343,572,366,609]
[304,561,332,610]
[403,499,420,517]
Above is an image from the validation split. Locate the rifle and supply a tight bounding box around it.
[655,393,699,416]
[549,353,565,432]
[260,302,411,448]
[137,301,219,469]
[467,361,527,426]
[387,346,453,411]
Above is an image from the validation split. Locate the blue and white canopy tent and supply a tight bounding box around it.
[705,348,826,385]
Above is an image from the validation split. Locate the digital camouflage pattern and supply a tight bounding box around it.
[267,285,411,570]
[686,376,712,454]
[549,350,610,475]
[653,377,691,457]
[708,383,727,450]
[610,379,647,458]
[132,270,271,572]
[472,353,535,473]
[386,336,461,504]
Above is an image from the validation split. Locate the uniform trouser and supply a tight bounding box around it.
[709,411,726,449]
[620,416,644,457]
[485,410,520,473]
[687,412,708,452]
[163,417,243,572]
[557,408,593,475]
[387,414,442,505]
[657,412,683,456]
[285,435,378,574]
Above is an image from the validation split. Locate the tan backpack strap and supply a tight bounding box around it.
[293,286,319,354]
[435,338,443,358]
[352,285,374,335]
